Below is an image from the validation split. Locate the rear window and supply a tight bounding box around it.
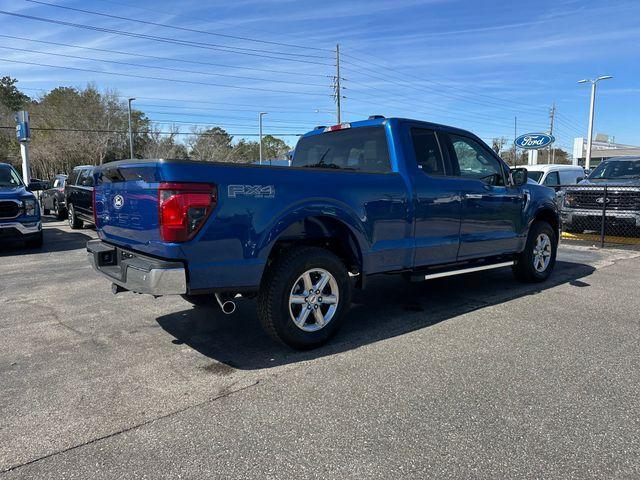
[527,171,543,183]
[293,126,391,173]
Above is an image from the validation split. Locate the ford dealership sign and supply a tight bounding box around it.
[514,133,555,149]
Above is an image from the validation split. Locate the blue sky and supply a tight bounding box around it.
[1,0,639,151]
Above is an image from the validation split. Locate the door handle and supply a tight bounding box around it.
[464,193,484,199]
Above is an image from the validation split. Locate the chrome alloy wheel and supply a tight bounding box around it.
[289,268,339,332]
[533,233,552,273]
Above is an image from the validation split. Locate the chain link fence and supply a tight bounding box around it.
[557,185,640,247]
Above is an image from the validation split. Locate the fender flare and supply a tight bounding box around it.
[256,199,370,265]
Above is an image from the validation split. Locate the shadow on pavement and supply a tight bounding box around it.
[0,219,94,256]
[156,260,596,371]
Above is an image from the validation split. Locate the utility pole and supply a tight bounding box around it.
[578,76,612,170]
[549,102,556,164]
[259,112,267,165]
[335,43,342,124]
[127,97,136,160]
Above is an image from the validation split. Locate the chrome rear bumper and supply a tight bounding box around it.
[86,239,187,295]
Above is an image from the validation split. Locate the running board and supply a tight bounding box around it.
[411,260,514,282]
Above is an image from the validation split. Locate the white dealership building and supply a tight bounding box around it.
[572,134,640,167]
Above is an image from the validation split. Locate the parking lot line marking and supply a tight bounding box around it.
[562,231,640,245]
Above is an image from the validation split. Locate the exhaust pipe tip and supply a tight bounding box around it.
[215,293,237,315]
[221,300,236,315]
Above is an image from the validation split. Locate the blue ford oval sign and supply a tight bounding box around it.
[514,133,555,149]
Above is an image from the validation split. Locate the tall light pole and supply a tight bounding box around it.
[578,76,612,170]
[127,97,136,159]
[259,112,267,165]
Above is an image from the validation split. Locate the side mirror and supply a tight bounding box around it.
[510,167,528,187]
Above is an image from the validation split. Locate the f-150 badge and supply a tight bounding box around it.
[227,185,275,199]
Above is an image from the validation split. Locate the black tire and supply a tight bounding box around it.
[513,220,557,283]
[257,246,352,350]
[53,200,66,220]
[181,294,215,307]
[67,204,83,229]
[42,205,50,215]
[25,232,43,249]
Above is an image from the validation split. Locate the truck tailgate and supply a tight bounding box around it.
[96,162,165,254]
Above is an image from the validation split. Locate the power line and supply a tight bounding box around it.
[25,0,332,53]
[142,112,311,126]
[19,87,333,112]
[344,53,582,135]
[0,34,330,78]
[0,45,330,89]
[344,90,544,132]
[0,10,333,66]
[29,112,307,129]
[91,0,332,51]
[342,58,556,119]
[341,52,551,114]
[344,85,542,129]
[0,58,332,97]
[0,125,303,136]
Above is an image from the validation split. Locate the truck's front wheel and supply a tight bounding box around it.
[513,220,557,283]
[258,246,352,350]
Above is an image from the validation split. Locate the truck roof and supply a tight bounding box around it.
[526,164,584,172]
[303,116,479,139]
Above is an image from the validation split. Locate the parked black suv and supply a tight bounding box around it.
[40,174,68,220]
[65,165,97,229]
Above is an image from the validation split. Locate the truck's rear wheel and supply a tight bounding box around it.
[257,246,352,350]
[53,200,65,220]
[68,204,83,229]
[513,220,557,283]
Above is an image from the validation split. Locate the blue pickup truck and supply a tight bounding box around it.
[87,117,559,349]
[0,163,43,248]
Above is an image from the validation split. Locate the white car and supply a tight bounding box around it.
[526,164,585,189]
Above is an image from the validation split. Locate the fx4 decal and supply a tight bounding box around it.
[227,184,276,199]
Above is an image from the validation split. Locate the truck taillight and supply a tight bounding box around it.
[158,183,217,243]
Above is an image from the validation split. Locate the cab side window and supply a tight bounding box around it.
[78,169,93,187]
[446,134,505,186]
[410,128,445,176]
[68,170,79,186]
[83,170,95,187]
[543,171,560,187]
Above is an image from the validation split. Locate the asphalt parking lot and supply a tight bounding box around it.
[1,218,639,479]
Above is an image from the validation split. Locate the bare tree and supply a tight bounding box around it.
[491,137,508,154]
[186,127,234,162]
[143,124,188,159]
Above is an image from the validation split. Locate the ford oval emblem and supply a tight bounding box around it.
[113,194,124,209]
[514,133,555,149]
